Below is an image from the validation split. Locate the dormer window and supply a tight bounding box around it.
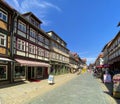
[31,18,34,24]
[30,17,39,28]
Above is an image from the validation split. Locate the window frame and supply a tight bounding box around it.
[0,65,8,80]
[30,28,36,38]
[38,48,44,57]
[45,50,49,58]
[38,34,44,43]
[0,33,6,47]
[0,10,7,22]
[29,43,35,54]
[18,20,26,33]
[17,39,25,51]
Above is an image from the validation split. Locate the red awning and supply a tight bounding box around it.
[15,59,51,67]
[96,64,110,68]
[103,64,110,68]
[96,65,103,68]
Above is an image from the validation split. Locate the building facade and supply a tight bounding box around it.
[94,30,120,74]
[0,1,86,85]
[107,31,120,70]
[47,31,70,75]
[0,1,14,84]
[12,12,51,81]
[101,41,112,68]
[69,52,81,73]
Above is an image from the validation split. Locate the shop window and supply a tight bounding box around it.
[14,66,25,79]
[36,67,43,78]
[0,65,7,80]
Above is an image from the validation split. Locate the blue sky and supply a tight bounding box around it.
[5,0,120,65]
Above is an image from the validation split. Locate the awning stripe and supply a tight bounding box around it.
[15,59,51,67]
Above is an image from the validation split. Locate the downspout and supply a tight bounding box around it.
[10,11,18,83]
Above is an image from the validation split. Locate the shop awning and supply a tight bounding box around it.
[103,64,110,68]
[15,59,51,67]
[96,65,103,68]
[0,57,13,61]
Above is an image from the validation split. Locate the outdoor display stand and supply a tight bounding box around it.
[48,75,54,85]
[113,74,120,98]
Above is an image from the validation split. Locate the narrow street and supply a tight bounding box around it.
[25,72,118,104]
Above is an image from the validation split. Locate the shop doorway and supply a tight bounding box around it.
[43,67,48,78]
[28,67,35,80]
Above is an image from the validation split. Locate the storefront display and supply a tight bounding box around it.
[14,66,26,80]
[0,65,7,80]
[36,67,43,78]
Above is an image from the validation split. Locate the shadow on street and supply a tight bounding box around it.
[103,82,120,104]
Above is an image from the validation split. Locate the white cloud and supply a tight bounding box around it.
[79,51,88,55]
[13,0,20,9]
[86,57,96,65]
[5,0,62,26]
[43,1,61,12]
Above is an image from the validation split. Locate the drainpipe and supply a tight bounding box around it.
[10,11,18,83]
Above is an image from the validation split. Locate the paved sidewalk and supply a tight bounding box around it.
[0,73,77,104]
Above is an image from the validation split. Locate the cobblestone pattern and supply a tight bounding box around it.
[0,73,77,104]
[26,72,118,104]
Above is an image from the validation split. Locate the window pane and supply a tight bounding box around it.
[0,34,5,46]
[3,14,7,22]
[17,39,25,51]
[1,38,4,45]
[18,23,22,30]
[15,66,25,79]
[0,66,7,80]
[36,67,43,77]
[18,21,26,33]
[0,12,2,18]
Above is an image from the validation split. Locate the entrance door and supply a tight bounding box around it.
[31,67,35,79]
[28,67,35,80]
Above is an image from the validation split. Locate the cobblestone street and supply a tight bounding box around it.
[0,72,120,104]
[25,72,119,104]
[0,73,76,104]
